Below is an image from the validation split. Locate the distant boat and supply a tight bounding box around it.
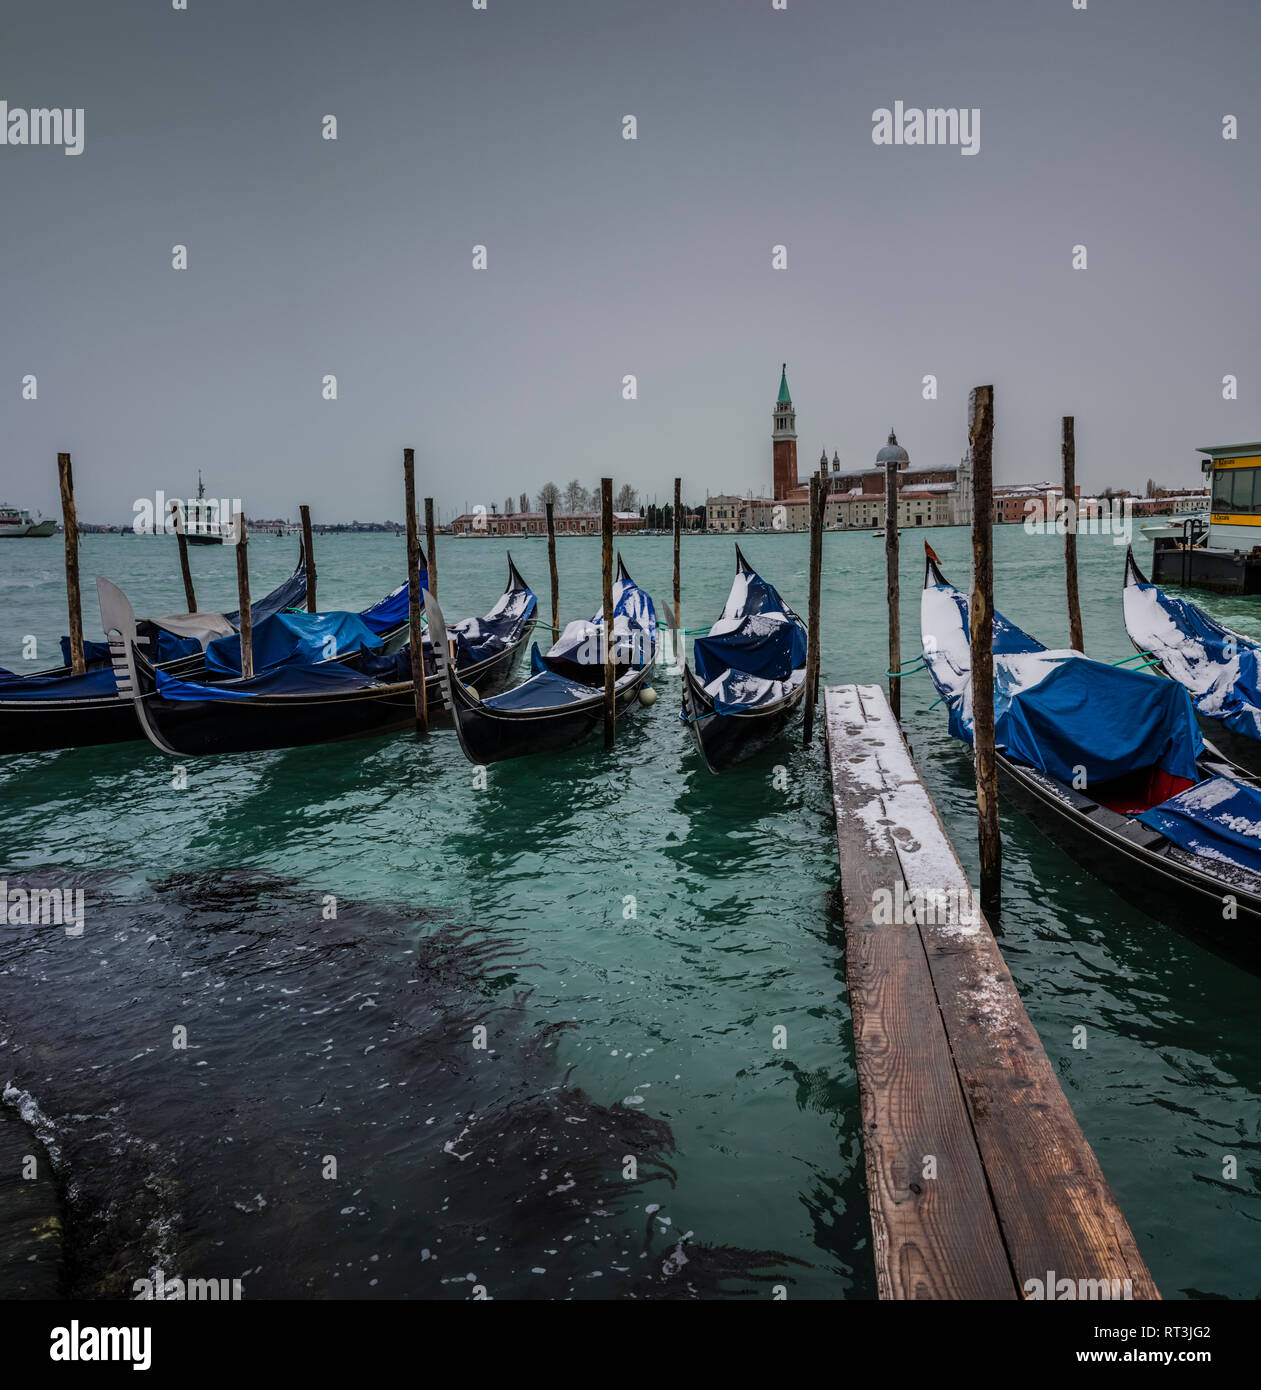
[0,503,57,538]
[181,473,230,545]
[1140,513,1209,543]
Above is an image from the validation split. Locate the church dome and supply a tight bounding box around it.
[875,429,909,466]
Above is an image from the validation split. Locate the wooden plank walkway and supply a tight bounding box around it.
[825,683,1159,1301]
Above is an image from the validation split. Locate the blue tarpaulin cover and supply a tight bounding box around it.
[223,562,311,628]
[60,637,115,667]
[691,564,806,714]
[205,611,383,676]
[356,577,538,682]
[923,580,1203,784]
[481,576,651,713]
[357,570,429,636]
[1138,776,1261,876]
[992,651,1203,786]
[155,663,382,702]
[1123,579,1261,743]
[481,659,606,712]
[0,666,118,700]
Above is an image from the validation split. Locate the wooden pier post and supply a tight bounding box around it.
[299,505,316,612]
[403,448,428,732]
[802,473,824,744]
[169,499,197,614]
[545,500,559,641]
[424,498,438,598]
[57,452,85,675]
[601,478,615,750]
[885,452,901,721]
[1062,416,1083,652]
[969,386,1000,919]
[233,512,253,679]
[672,477,682,669]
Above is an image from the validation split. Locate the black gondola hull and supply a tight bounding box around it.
[0,695,141,755]
[131,628,533,758]
[447,660,655,765]
[996,743,1261,973]
[681,665,804,771]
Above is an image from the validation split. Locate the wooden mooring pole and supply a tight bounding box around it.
[601,478,615,750]
[1062,416,1083,652]
[404,448,428,733]
[424,497,438,598]
[802,473,824,744]
[170,499,197,614]
[299,504,316,612]
[545,500,559,640]
[885,453,901,721]
[57,452,85,675]
[969,386,1000,919]
[672,477,682,668]
[233,511,253,680]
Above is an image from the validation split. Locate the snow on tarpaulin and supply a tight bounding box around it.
[0,666,118,700]
[1124,579,1261,742]
[155,662,383,702]
[1138,776,1261,876]
[452,583,537,661]
[204,610,383,677]
[922,580,1203,785]
[692,567,807,714]
[356,580,538,683]
[547,576,656,668]
[921,581,1047,742]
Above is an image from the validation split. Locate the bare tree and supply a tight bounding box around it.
[519,492,529,514]
[563,479,588,513]
[615,483,638,513]
[536,481,561,511]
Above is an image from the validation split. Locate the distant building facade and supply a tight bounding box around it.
[718,368,974,531]
[449,510,640,536]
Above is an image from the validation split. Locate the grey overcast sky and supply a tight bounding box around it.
[1,0,1257,523]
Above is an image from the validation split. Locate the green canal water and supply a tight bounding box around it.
[0,527,1257,1299]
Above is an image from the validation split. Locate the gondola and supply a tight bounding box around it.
[0,548,314,754]
[680,544,807,771]
[427,555,657,765]
[922,548,1261,972]
[1123,546,1261,772]
[98,557,537,758]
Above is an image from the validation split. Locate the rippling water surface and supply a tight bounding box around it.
[0,527,1257,1299]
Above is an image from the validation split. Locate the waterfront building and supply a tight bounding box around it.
[448,509,641,536]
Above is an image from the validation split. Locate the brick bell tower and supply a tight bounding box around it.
[772,363,798,500]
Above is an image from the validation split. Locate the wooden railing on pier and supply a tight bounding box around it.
[825,683,1158,1301]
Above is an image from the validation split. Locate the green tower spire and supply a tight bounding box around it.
[777,363,791,404]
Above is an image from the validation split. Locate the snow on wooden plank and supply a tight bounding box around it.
[826,684,1159,1301]
[826,684,1015,1299]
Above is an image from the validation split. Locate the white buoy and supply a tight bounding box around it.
[638,686,657,706]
